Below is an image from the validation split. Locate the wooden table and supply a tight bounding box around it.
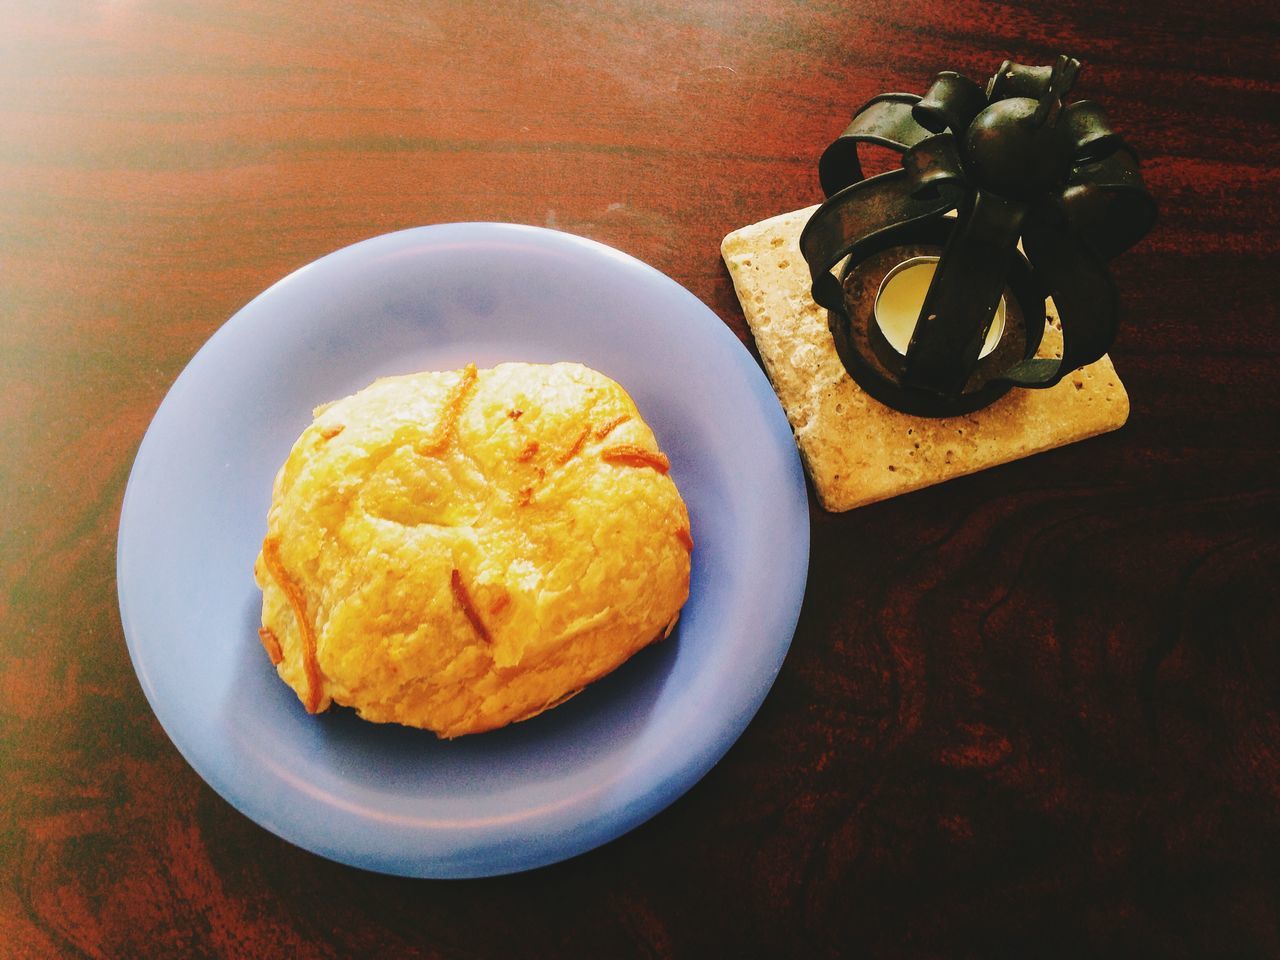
[3,1,1277,955]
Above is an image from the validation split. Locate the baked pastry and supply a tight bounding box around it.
[253,362,692,738]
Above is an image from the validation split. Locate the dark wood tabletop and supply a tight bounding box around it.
[3,0,1278,956]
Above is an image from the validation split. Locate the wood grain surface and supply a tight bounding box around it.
[2,0,1278,956]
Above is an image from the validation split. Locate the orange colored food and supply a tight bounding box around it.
[253,362,691,737]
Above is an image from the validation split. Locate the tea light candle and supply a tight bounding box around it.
[874,257,1005,359]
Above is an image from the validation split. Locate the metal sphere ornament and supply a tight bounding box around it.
[799,56,1157,417]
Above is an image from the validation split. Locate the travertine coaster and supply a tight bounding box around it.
[722,206,1129,512]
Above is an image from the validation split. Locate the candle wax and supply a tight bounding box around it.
[874,258,1005,360]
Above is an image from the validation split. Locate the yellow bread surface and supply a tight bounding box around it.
[254,362,691,738]
[721,206,1130,512]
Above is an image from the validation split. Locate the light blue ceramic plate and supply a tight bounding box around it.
[117,223,809,878]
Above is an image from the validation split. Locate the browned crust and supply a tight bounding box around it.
[556,423,592,465]
[675,526,694,552]
[318,425,344,440]
[601,443,670,474]
[260,536,325,713]
[488,590,511,616]
[257,626,284,665]
[516,440,539,462]
[416,364,478,456]
[450,569,492,644]
[593,414,630,440]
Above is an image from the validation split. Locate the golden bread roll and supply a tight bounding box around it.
[253,362,692,738]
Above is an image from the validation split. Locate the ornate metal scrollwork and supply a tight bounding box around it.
[800,56,1156,417]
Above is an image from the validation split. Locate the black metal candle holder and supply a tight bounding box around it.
[799,56,1156,417]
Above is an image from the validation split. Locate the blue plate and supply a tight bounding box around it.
[117,223,809,878]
